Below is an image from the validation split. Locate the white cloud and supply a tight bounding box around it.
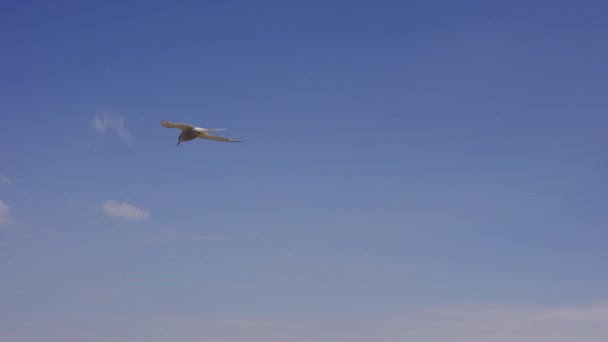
[0,200,15,225]
[0,175,11,184]
[91,112,132,143]
[102,200,149,221]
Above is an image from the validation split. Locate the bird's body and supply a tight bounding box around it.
[161,120,242,145]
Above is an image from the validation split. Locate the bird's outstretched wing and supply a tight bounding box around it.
[161,120,194,131]
[200,132,242,143]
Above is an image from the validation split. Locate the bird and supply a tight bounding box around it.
[161,120,243,146]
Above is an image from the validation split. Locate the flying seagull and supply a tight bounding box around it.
[161,120,242,146]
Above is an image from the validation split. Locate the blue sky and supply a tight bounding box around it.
[1,0,608,341]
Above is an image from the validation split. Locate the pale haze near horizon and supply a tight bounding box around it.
[1,0,608,341]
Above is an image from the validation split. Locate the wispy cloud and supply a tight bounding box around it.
[0,200,15,225]
[102,200,149,221]
[3,300,608,341]
[91,112,132,143]
[149,300,608,342]
[0,175,11,185]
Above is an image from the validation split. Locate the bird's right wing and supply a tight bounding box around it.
[161,120,194,131]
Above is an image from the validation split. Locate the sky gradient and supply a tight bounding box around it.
[1,0,608,341]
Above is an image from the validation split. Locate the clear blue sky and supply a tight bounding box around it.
[1,1,607,341]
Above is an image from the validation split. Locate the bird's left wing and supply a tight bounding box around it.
[161,120,194,131]
[200,132,242,143]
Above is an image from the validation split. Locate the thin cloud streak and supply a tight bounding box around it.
[148,300,608,342]
[0,200,15,225]
[3,300,608,341]
[0,175,11,184]
[91,112,132,143]
[102,200,149,221]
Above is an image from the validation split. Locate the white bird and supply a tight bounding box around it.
[161,120,242,146]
